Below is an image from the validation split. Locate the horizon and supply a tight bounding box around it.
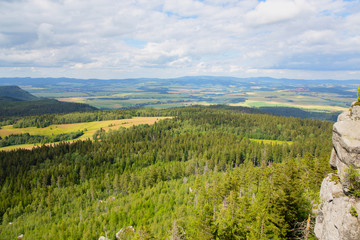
[1,0,360,80]
[0,75,359,82]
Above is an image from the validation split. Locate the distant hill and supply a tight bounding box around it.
[259,106,341,122]
[0,85,39,101]
[0,86,97,119]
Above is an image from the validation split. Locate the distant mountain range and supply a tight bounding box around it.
[0,76,359,86]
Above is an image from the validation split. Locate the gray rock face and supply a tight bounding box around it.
[315,174,360,240]
[315,103,360,240]
[333,120,360,167]
[351,106,360,120]
[337,111,351,122]
[329,149,337,169]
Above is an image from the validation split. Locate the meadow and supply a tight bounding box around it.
[249,138,293,145]
[0,117,170,151]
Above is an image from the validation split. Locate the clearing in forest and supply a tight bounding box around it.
[0,117,171,151]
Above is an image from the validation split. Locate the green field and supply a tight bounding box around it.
[232,99,348,112]
[249,138,293,145]
[54,88,352,111]
[0,117,171,151]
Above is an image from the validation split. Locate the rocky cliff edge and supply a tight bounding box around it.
[315,102,360,240]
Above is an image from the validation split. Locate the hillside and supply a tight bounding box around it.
[0,86,97,119]
[0,86,39,101]
[0,106,333,239]
[0,98,97,118]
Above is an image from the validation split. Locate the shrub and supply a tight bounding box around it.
[350,206,358,217]
[346,165,360,198]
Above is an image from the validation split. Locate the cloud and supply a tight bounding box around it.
[0,0,359,79]
[245,0,314,26]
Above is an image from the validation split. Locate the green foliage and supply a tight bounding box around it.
[0,98,96,119]
[346,165,360,197]
[0,131,84,147]
[350,206,358,218]
[330,174,340,184]
[11,108,172,128]
[0,107,333,239]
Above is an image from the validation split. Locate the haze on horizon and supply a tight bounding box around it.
[1,0,360,80]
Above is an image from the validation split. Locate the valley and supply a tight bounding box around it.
[0,78,358,239]
[2,0,360,238]
[0,77,356,112]
[0,106,334,239]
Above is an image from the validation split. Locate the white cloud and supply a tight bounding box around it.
[0,0,359,79]
[245,0,314,26]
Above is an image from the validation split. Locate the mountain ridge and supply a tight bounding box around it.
[0,86,97,118]
[0,85,39,101]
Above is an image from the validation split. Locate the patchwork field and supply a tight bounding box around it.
[53,85,354,111]
[0,76,358,112]
[0,117,171,151]
[231,99,348,112]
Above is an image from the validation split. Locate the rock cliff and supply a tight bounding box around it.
[315,102,360,240]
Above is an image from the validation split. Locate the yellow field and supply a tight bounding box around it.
[0,117,171,151]
[230,100,348,112]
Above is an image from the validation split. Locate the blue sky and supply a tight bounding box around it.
[1,0,360,80]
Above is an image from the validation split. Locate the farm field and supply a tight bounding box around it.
[57,91,350,112]
[0,117,171,151]
[231,99,348,112]
[0,77,357,112]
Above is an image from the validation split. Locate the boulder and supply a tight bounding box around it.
[338,104,360,122]
[351,106,360,120]
[116,226,135,240]
[98,236,110,240]
[337,111,351,122]
[315,174,360,240]
[332,120,360,168]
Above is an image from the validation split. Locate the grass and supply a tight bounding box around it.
[0,117,171,151]
[249,138,293,145]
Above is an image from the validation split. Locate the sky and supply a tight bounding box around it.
[1,0,360,80]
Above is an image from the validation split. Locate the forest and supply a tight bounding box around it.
[0,131,84,147]
[0,106,333,239]
[0,86,96,121]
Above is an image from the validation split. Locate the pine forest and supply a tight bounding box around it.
[0,106,333,239]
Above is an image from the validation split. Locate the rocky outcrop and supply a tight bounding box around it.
[98,236,110,240]
[116,226,135,240]
[315,102,360,240]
